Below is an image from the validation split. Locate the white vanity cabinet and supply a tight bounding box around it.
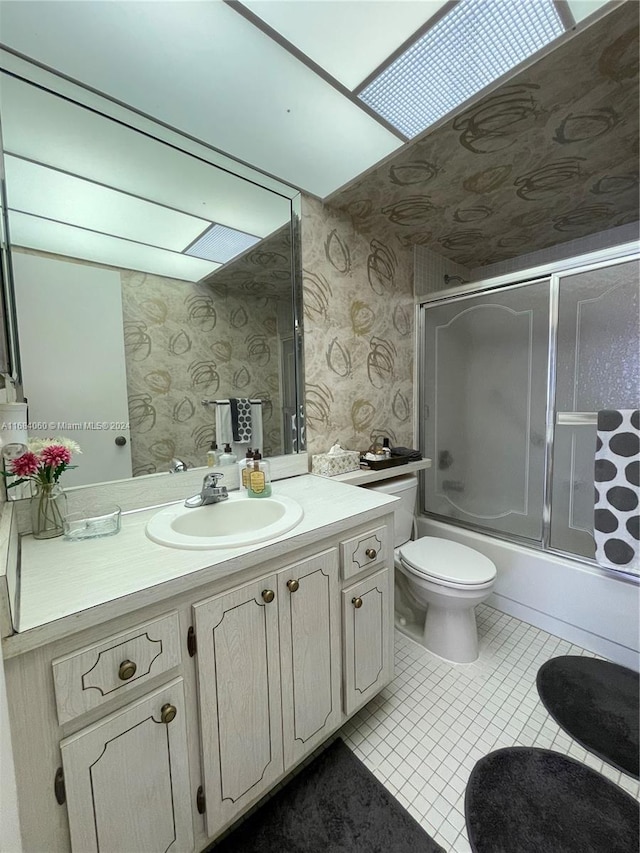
[342,567,393,715]
[59,678,194,853]
[193,548,341,838]
[2,478,397,853]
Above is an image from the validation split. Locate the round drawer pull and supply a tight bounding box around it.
[365,548,378,560]
[160,703,177,724]
[352,597,363,609]
[286,579,299,593]
[118,660,137,681]
[262,589,275,603]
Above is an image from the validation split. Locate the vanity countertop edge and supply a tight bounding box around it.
[2,474,398,657]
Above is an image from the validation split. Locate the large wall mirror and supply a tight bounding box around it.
[0,53,305,489]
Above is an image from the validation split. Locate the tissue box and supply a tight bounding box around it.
[311,449,360,477]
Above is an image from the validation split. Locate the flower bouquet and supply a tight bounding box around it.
[2,438,81,539]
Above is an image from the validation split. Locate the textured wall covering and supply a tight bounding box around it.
[121,270,283,475]
[200,225,292,300]
[301,195,414,457]
[328,3,639,268]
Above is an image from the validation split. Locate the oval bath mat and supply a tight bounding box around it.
[465,747,639,853]
[537,655,639,778]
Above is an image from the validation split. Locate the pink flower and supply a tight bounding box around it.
[10,452,40,478]
[40,444,72,468]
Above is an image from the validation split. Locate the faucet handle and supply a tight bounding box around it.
[202,471,224,488]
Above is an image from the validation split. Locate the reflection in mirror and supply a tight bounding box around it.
[0,66,304,488]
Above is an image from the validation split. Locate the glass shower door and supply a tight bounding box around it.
[550,259,640,558]
[422,281,550,541]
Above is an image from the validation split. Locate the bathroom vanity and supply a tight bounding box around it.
[0,473,397,853]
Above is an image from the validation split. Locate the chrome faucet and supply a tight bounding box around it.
[169,458,190,473]
[184,472,229,508]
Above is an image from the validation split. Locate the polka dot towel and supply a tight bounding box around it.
[594,409,639,575]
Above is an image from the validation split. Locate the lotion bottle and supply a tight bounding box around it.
[206,441,221,467]
[238,447,253,492]
[219,443,237,465]
[248,451,272,498]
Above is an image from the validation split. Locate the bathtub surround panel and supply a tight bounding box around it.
[465,222,640,282]
[414,246,471,298]
[301,196,414,456]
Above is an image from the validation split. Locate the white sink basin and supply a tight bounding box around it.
[145,492,304,550]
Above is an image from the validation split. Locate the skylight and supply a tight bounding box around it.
[358,0,565,138]
[184,223,261,264]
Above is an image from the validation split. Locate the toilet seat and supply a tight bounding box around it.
[398,537,497,589]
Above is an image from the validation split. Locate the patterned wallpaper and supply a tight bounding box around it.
[200,224,292,300]
[328,3,639,268]
[301,195,414,457]
[122,270,283,475]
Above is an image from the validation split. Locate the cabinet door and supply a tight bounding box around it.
[342,568,394,715]
[278,549,341,770]
[60,677,193,853]
[193,575,283,837]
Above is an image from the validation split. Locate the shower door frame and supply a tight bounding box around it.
[417,241,640,576]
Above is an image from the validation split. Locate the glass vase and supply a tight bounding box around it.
[30,482,67,540]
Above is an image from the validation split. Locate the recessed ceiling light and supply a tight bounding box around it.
[184,223,261,264]
[358,0,565,138]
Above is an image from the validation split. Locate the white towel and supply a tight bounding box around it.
[216,400,263,455]
[594,409,639,575]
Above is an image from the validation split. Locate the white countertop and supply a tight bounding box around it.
[9,474,396,653]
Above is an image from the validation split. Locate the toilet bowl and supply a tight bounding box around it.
[364,475,497,663]
[396,537,496,663]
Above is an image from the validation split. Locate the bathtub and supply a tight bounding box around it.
[418,517,640,670]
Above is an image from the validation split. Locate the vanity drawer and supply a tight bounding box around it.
[52,612,181,725]
[340,526,387,580]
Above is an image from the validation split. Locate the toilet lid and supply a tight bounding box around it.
[399,538,497,585]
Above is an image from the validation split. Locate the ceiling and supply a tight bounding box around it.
[329,0,639,267]
[0,0,634,274]
[0,0,612,198]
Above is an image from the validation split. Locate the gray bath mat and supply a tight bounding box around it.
[206,738,445,853]
[465,747,640,853]
[536,655,639,778]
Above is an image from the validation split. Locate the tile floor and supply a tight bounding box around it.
[339,603,640,853]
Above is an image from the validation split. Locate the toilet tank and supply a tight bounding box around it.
[363,474,418,547]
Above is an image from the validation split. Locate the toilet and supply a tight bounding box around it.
[365,474,496,663]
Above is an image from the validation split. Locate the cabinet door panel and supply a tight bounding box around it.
[342,568,393,715]
[278,549,341,769]
[194,576,283,837]
[60,678,193,853]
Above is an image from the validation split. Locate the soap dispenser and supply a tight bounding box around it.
[206,441,221,467]
[248,451,272,498]
[219,443,237,465]
[238,447,253,492]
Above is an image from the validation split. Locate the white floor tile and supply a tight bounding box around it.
[338,603,638,851]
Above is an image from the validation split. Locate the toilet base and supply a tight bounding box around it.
[422,603,480,663]
[394,570,487,664]
[394,610,480,664]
